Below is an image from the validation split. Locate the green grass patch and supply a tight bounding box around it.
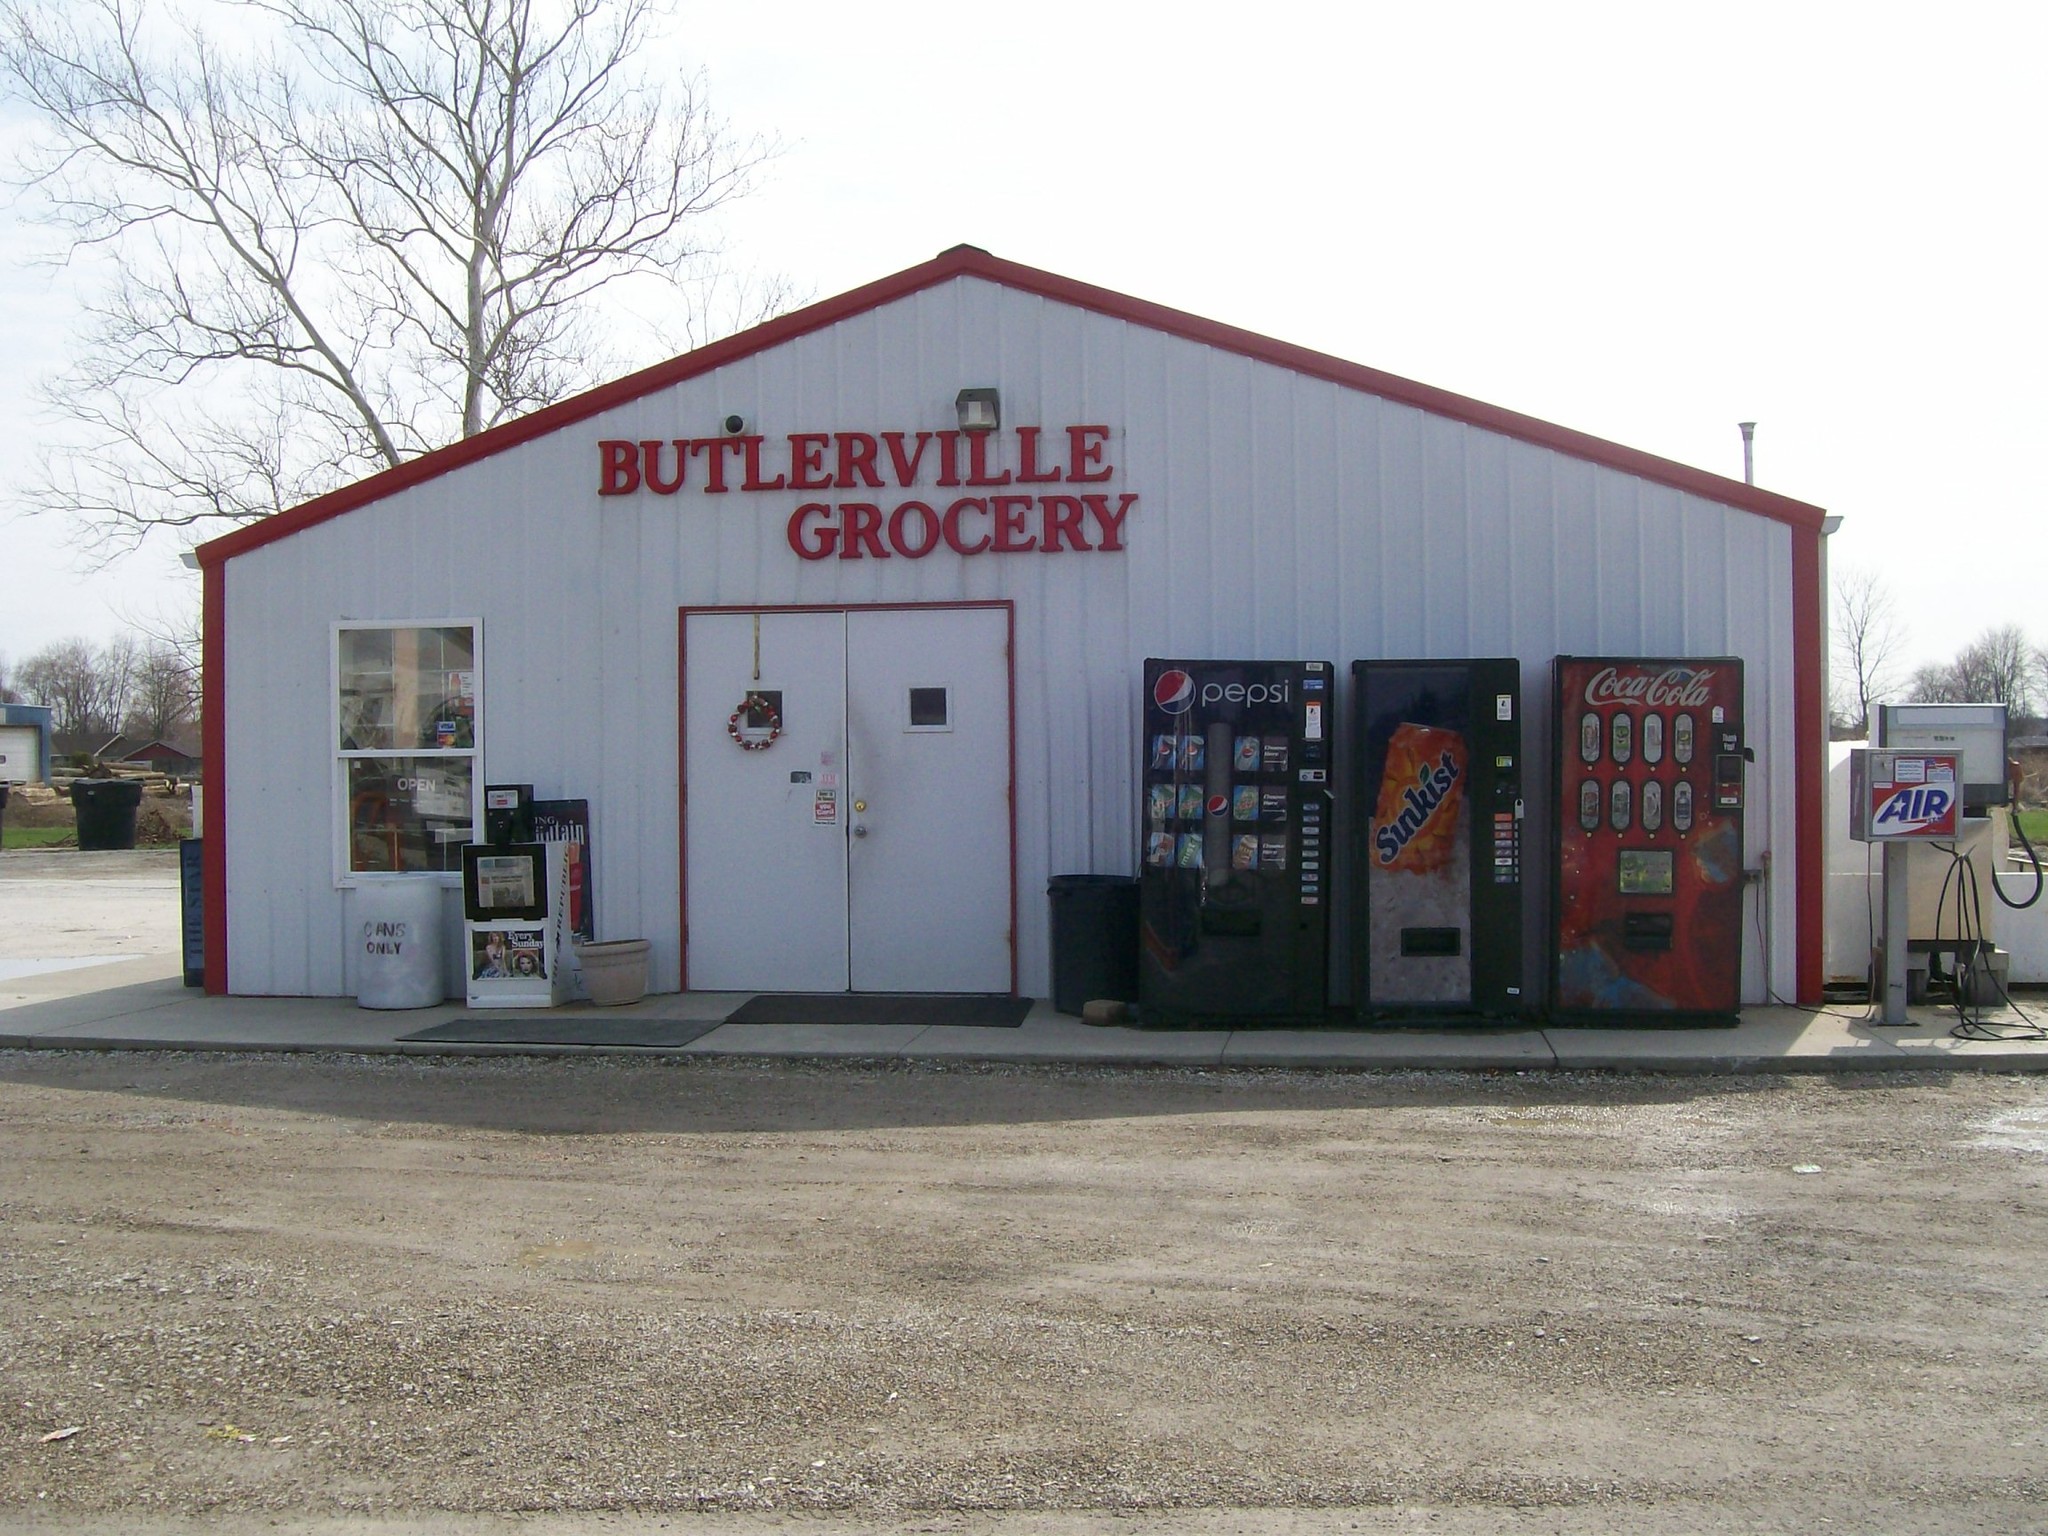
[2,824,77,850]
[2015,809,2048,847]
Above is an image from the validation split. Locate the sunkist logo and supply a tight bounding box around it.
[1376,751,1462,865]
[1154,670,1195,715]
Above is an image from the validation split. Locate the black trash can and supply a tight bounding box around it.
[1047,874,1141,1016]
[70,778,145,851]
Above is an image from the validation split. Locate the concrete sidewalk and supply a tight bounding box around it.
[4,951,2048,1071]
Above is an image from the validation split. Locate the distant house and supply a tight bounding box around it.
[50,731,105,765]
[94,733,203,779]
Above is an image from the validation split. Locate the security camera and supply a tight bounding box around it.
[722,414,747,436]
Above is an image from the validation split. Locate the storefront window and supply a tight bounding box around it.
[336,624,479,877]
[339,626,476,750]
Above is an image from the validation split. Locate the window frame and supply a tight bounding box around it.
[904,682,954,734]
[331,618,483,888]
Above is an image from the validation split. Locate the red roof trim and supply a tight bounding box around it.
[197,244,1824,568]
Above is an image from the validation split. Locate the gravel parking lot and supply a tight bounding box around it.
[4,1049,2046,1535]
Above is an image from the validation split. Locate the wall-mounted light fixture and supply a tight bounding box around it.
[955,388,999,433]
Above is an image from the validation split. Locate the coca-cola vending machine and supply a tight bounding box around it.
[1351,659,1526,1019]
[1139,658,1334,1026]
[1550,656,1748,1020]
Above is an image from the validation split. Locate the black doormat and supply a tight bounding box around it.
[396,1016,722,1048]
[722,993,1031,1028]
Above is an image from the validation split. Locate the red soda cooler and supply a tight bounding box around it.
[1550,657,1747,1020]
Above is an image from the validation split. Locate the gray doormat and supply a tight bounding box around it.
[722,994,1031,1027]
[397,1016,722,1048]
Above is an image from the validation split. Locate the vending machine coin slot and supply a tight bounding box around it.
[1200,903,1263,936]
[1400,926,1462,958]
[1623,911,1675,951]
[1714,752,1745,808]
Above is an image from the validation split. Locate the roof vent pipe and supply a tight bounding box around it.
[1738,421,1756,486]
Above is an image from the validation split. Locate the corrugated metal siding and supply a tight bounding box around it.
[223,274,1800,1004]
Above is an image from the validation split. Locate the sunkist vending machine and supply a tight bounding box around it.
[1139,658,1334,1026]
[1351,659,1525,1019]
[1550,656,1748,1020]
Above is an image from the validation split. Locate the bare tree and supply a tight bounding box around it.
[1908,623,2043,713]
[1831,565,1906,738]
[17,636,138,738]
[2,0,780,555]
[125,641,197,738]
[117,593,202,715]
[0,652,19,705]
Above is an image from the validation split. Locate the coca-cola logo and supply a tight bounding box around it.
[1583,665,1715,709]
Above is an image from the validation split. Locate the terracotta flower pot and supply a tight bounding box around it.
[577,939,650,1007]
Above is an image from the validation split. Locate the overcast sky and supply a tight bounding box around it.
[3,0,2042,690]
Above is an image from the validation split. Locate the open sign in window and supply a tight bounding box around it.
[345,756,475,874]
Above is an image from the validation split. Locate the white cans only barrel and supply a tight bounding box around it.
[352,880,447,1009]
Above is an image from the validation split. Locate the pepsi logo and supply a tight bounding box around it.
[1206,794,1229,817]
[1154,669,1195,714]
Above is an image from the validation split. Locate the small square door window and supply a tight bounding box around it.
[907,686,951,731]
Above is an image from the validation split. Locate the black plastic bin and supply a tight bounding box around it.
[70,778,145,851]
[1047,874,1141,1016]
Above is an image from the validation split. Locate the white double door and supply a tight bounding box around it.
[684,606,1012,993]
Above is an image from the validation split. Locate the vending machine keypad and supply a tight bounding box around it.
[1299,798,1323,904]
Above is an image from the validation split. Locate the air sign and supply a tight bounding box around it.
[1849,750,1963,842]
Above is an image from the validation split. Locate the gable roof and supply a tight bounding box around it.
[100,734,200,763]
[196,244,1826,569]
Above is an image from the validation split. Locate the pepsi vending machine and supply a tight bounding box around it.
[1351,659,1525,1019]
[1140,658,1333,1025]
[1550,656,1747,1020]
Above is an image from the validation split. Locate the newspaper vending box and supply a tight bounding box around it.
[462,830,572,1009]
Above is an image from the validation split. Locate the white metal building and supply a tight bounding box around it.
[197,246,1829,1004]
